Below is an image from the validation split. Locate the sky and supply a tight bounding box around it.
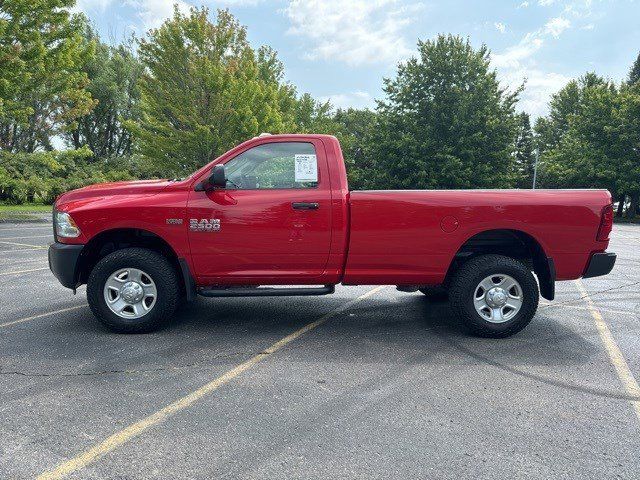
[75,0,640,119]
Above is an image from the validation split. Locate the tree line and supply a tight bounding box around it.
[1,0,639,218]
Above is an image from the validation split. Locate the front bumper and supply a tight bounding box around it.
[583,252,616,279]
[48,242,84,289]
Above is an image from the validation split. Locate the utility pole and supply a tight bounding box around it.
[532,149,539,189]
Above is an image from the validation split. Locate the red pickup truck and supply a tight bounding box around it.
[49,134,616,337]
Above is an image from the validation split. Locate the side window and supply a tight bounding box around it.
[224,142,318,190]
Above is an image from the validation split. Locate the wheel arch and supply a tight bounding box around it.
[76,228,195,300]
[445,228,555,300]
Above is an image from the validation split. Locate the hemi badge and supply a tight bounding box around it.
[166,218,183,225]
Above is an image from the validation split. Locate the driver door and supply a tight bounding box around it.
[187,139,332,284]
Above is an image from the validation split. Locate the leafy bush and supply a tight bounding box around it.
[0,148,147,204]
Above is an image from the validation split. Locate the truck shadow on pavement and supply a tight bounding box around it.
[170,294,606,371]
[22,293,637,403]
[412,297,640,402]
[52,293,602,372]
[190,296,640,480]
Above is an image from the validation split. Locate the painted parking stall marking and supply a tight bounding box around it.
[576,279,640,422]
[36,286,384,480]
[1,304,86,328]
[0,226,52,232]
[0,267,49,276]
[0,234,52,240]
[0,240,47,249]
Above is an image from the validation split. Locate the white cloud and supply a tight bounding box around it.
[493,15,571,70]
[493,15,573,117]
[72,0,113,13]
[563,0,595,18]
[519,1,529,7]
[504,68,571,117]
[544,16,571,37]
[538,0,555,6]
[125,0,192,30]
[319,90,374,109]
[494,22,506,34]
[493,33,544,69]
[76,0,265,31]
[284,0,422,66]
[493,17,571,70]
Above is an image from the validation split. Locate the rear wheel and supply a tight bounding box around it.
[449,254,539,338]
[87,248,179,333]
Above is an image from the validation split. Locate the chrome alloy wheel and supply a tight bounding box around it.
[103,268,157,319]
[473,274,523,324]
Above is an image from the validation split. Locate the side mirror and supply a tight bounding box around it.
[209,165,227,189]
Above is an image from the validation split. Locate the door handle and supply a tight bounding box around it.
[292,202,319,210]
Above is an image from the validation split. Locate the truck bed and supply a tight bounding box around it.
[343,189,612,285]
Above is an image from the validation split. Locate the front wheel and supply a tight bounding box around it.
[449,255,539,338]
[87,248,180,333]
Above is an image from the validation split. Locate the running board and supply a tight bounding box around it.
[197,285,335,298]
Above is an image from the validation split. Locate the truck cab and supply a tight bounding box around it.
[187,135,346,284]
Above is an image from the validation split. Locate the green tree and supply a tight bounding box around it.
[129,7,296,176]
[286,96,378,188]
[534,72,606,155]
[256,45,299,130]
[539,82,618,191]
[64,23,143,159]
[514,112,535,188]
[0,1,95,152]
[293,93,332,133]
[286,93,377,187]
[363,34,520,190]
[535,73,637,216]
[0,147,144,204]
[618,83,640,217]
[329,108,376,188]
[628,52,640,86]
[540,81,640,217]
[617,52,640,215]
[624,54,640,216]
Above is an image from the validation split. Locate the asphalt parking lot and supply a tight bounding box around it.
[1,222,639,479]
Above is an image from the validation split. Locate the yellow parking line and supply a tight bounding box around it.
[0,234,52,240]
[0,258,45,267]
[576,280,640,422]
[0,267,48,276]
[0,247,48,254]
[540,302,638,317]
[0,240,47,249]
[0,304,86,328]
[36,286,385,480]
[0,225,53,232]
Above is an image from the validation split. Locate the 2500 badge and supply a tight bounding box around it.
[190,218,221,232]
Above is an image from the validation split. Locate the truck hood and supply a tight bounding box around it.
[56,179,173,205]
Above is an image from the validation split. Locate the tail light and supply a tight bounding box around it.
[596,204,613,241]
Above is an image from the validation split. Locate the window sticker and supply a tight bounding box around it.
[294,154,318,182]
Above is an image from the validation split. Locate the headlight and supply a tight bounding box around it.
[54,211,81,238]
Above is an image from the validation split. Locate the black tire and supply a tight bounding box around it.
[87,248,180,333]
[419,286,449,301]
[449,254,539,338]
